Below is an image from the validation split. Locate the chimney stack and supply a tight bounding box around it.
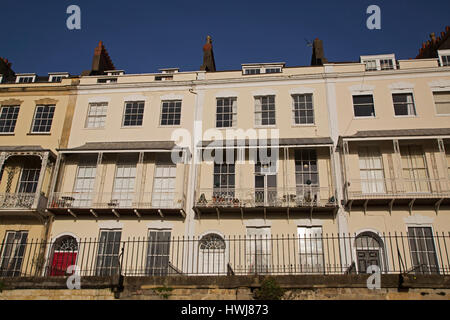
[200,35,216,72]
[0,57,15,81]
[311,38,328,66]
[82,41,116,76]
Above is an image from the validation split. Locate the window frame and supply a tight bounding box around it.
[432,90,450,116]
[95,229,122,276]
[292,94,315,125]
[438,49,450,67]
[215,97,237,128]
[0,105,20,134]
[85,102,108,129]
[122,101,145,127]
[352,94,376,118]
[159,100,182,126]
[16,75,36,84]
[30,104,56,133]
[392,92,417,117]
[254,95,276,127]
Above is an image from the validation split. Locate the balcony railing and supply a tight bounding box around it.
[1,232,449,278]
[0,192,47,211]
[48,191,185,210]
[195,187,336,208]
[346,178,450,199]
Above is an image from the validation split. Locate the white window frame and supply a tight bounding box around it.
[152,164,177,208]
[122,101,145,127]
[292,94,315,125]
[48,73,69,82]
[216,97,237,128]
[360,54,396,71]
[352,93,376,118]
[72,164,97,207]
[15,74,36,84]
[242,63,284,75]
[432,90,450,116]
[85,102,108,129]
[112,163,137,207]
[297,226,325,274]
[159,100,182,126]
[438,49,450,67]
[0,105,20,134]
[30,105,56,133]
[391,91,417,117]
[254,95,276,126]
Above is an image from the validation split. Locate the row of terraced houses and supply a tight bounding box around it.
[1,28,450,279]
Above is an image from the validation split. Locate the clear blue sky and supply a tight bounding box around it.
[2,0,449,75]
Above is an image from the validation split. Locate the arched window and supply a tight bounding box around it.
[49,235,78,276]
[198,233,226,274]
[355,232,385,273]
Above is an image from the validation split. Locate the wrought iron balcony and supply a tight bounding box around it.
[195,187,337,209]
[48,191,186,218]
[346,178,450,200]
[0,192,48,212]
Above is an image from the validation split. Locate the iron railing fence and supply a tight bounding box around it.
[0,192,48,210]
[0,232,449,278]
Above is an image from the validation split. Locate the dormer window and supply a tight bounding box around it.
[159,68,179,74]
[155,75,173,81]
[438,50,450,67]
[242,63,284,75]
[244,68,261,75]
[360,54,396,71]
[105,70,124,76]
[16,74,36,83]
[97,78,118,83]
[48,72,69,82]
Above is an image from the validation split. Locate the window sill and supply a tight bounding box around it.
[27,132,51,135]
[254,125,277,128]
[158,125,182,128]
[0,133,15,136]
[83,127,106,130]
[352,116,377,120]
[291,124,316,127]
[435,114,450,117]
[120,125,143,129]
[393,115,417,118]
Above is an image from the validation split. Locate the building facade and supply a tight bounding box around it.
[1,31,450,278]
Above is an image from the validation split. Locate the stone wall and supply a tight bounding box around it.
[1,275,449,300]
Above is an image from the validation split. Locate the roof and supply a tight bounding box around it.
[342,128,450,139]
[198,137,333,148]
[61,141,179,152]
[0,145,56,158]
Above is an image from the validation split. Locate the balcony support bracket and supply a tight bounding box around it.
[287,207,290,221]
[134,209,141,218]
[112,209,120,219]
[435,198,444,215]
[216,207,220,220]
[67,209,77,218]
[310,206,313,222]
[363,199,369,215]
[240,207,244,221]
[408,198,416,215]
[347,200,353,214]
[158,209,164,218]
[179,209,186,218]
[388,199,395,215]
[264,207,267,222]
[90,209,98,218]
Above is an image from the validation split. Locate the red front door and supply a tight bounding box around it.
[50,252,77,276]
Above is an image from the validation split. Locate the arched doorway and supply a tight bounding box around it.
[49,235,78,276]
[198,233,226,275]
[355,232,385,273]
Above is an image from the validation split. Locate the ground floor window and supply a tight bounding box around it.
[96,229,122,276]
[408,227,439,274]
[0,231,28,277]
[298,226,324,273]
[146,229,171,276]
[246,227,271,274]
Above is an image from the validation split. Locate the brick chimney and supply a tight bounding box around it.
[311,38,328,66]
[0,57,15,82]
[200,35,216,72]
[82,41,116,76]
[416,26,450,59]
